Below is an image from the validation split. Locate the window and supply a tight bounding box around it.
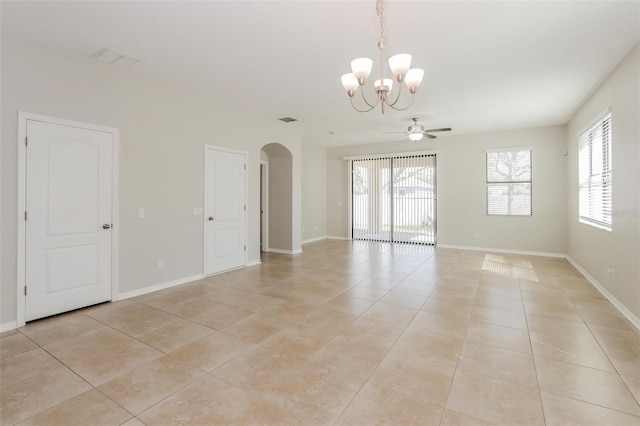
[486,148,532,216]
[579,112,612,230]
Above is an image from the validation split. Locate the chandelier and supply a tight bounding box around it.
[341,0,424,114]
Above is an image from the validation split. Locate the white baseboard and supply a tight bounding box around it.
[1,321,18,333]
[302,236,328,245]
[267,248,289,254]
[326,236,351,241]
[267,248,303,255]
[0,274,205,332]
[246,259,262,267]
[117,274,205,301]
[566,256,640,331]
[436,244,566,258]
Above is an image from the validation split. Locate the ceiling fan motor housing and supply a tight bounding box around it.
[409,123,424,133]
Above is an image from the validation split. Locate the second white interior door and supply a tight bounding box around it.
[205,147,246,275]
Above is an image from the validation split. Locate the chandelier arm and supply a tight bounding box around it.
[386,82,404,108]
[350,96,377,113]
[359,86,380,108]
[388,94,415,112]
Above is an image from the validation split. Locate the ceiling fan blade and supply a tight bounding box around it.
[423,133,437,139]
[394,135,409,141]
[423,128,452,133]
[383,131,409,134]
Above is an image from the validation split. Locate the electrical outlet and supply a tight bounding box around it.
[474,233,480,239]
[157,259,164,269]
[138,208,145,219]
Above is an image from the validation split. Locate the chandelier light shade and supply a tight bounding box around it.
[388,54,412,80]
[341,73,359,96]
[341,0,424,113]
[351,58,373,82]
[374,78,393,93]
[405,69,425,93]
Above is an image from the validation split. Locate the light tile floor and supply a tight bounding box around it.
[1,240,639,425]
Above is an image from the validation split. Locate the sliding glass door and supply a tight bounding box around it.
[352,158,392,242]
[351,154,437,245]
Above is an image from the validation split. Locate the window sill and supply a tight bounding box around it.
[578,218,612,232]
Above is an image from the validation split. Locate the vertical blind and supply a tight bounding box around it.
[351,154,437,245]
[486,148,532,216]
[579,113,612,230]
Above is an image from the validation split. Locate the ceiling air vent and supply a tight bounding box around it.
[278,117,298,123]
[91,48,139,66]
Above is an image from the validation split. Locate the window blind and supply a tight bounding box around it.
[486,148,532,216]
[351,154,437,245]
[579,113,611,230]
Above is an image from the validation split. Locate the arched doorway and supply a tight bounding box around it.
[261,143,293,253]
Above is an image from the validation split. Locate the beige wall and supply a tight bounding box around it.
[301,144,327,242]
[566,44,640,319]
[1,38,302,326]
[326,126,568,254]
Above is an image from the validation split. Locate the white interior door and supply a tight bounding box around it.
[25,120,113,321]
[205,147,246,275]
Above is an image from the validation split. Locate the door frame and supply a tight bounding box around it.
[203,145,249,275]
[16,112,120,327]
[260,161,269,252]
[347,159,353,240]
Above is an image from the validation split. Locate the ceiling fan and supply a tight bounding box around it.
[386,118,452,141]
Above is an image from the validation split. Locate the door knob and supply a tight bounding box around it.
[208,217,214,221]
[102,223,112,229]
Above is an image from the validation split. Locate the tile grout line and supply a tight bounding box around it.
[571,304,640,409]
[437,269,479,426]
[330,250,434,424]
[521,273,550,426]
[16,319,138,425]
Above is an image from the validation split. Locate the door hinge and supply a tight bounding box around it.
[24,286,27,296]
[25,211,27,221]
[244,164,246,170]
[244,245,246,251]
[244,204,246,211]
[25,137,28,147]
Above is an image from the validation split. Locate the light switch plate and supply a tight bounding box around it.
[138,208,145,219]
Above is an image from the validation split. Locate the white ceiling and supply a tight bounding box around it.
[2,1,639,147]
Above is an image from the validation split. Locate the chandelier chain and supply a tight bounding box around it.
[376,0,386,44]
